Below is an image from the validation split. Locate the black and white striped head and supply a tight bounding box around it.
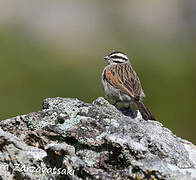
[104,51,130,65]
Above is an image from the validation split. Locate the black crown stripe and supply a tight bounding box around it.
[109,51,125,56]
[110,55,128,61]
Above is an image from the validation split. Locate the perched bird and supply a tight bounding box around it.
[101,51,156,120]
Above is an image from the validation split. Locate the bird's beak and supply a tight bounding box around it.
[104,56,109,60]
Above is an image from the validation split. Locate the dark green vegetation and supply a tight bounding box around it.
[0,26,196,144]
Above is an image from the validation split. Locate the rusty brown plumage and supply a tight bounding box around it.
[104,63,156,120]
[104,64,142,99]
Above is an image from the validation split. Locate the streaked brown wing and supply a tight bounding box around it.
[104,64,142,99]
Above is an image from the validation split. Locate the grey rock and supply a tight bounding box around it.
[0,97,196,180]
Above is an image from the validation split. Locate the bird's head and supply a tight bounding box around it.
[104,51,130,65]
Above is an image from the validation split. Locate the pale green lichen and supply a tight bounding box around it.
[60,104,79,118]
[25,111,59,130]
[25,116,40,130]
[79,106,89,114]
[54,99,89,119]
[58,116,86,132]
[36,112,57,130]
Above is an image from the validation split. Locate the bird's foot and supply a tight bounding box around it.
[119,107,138,119]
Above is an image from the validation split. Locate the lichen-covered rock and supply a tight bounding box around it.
[0,97,196,180]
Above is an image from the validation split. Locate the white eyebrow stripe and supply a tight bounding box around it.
[110,53,128,60]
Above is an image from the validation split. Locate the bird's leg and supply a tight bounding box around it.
[120,104,138,119]
[129,105,138,119]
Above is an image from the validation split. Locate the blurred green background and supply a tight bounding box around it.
[0,0,196,143]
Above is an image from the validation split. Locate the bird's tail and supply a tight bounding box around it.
[134,100,156,121]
